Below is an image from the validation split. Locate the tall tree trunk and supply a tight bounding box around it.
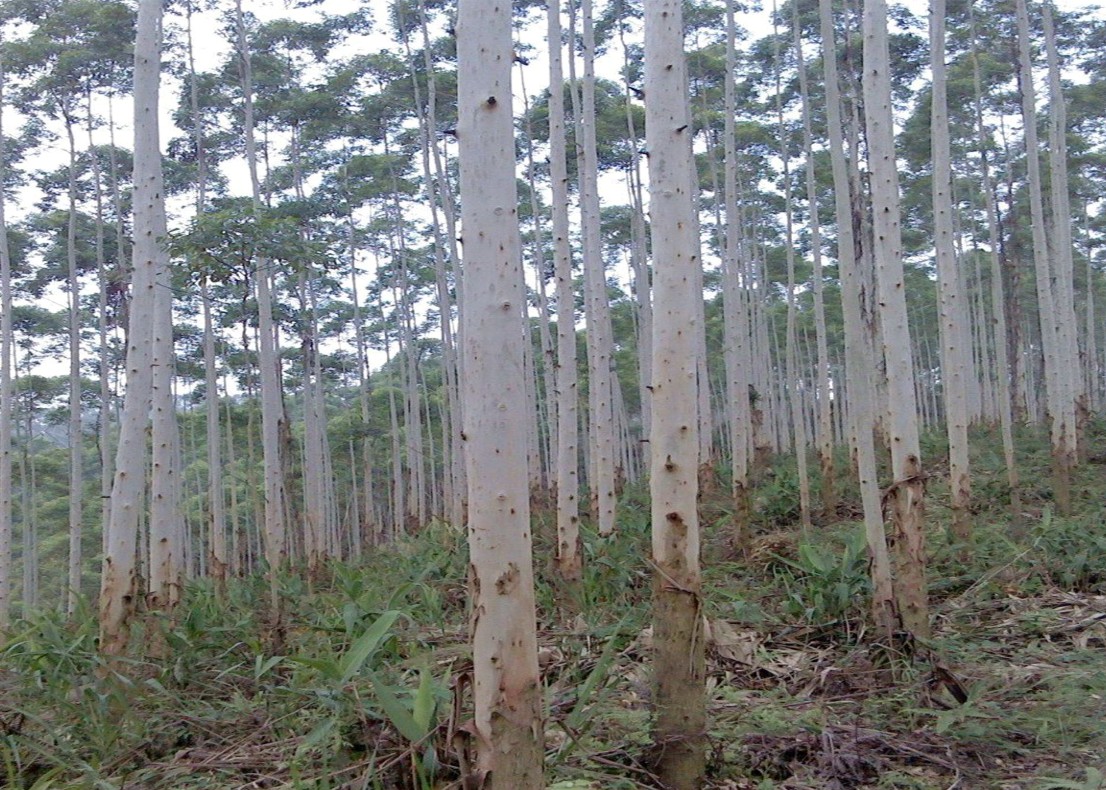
[930,0,972,544]
[548,0,581,586]
[456,1,544,783]
[722,0,752,550]
[819,0,896,637]
[148,195,182,615]
[86,96,111,617]
[1016,0,1072,513]
[775,5,811,531]
[645,2,706,785]
[0,52,11,628]
[864,0,929,639]
[64,109,84,617]
[579,0,618,536]
[236,0,286,616]
[970,5,1020,516]
[793,7,835,518]
[100,0,166,654]
[1043,3,1082,468]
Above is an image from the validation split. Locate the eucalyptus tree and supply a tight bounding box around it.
[645,0,706,784]
[233,0,286,615]
[1015,0,1075,512]
[1043,2,1082,470]
[0,52,11,629]
[819,0,896,637]
[100,0,169,655]
[456,0,544,783]
[577,0,619,536]
[720,0,753,547]
[930,0,972,543]
[792,0,835,517]
[864,0,929,638]
[547,0,582,585]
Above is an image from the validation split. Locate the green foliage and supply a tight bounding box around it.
[1025,510,1106,593]
[773,527,870,625]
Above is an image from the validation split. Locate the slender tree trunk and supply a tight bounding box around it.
[63,110,84,616]
[793,8,835,518]
[1016,0,1072,513]
[100,0,166,654]
[236,0,286,616]
[578,0,617,536]
[930,0,972,544]
[774,5,811,531]
[645,3,706,785]
[970,6,1020,516]
[1043,3,1082,469]
[820,0,896,637]
[864,0,929,639]
[0,52,11,629]
[722,0,752,550]
[549,0,582,586]
[456,1,544,782]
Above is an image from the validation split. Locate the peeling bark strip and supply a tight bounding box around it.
[645,1,706,787]
[456,1,543,786]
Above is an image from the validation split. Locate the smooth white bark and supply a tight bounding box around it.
[100,0,165,653]
[645,1,706,784]
[457,0,543,781]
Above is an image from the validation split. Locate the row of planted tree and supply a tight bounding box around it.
[0,0,1103,782]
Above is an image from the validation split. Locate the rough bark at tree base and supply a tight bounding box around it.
[885,456,929,640]
[650,581,706,790]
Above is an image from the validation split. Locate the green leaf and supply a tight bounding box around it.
[254,654,284,682]
[339,609,402,684]
[365,667,427,743]
[412,666,436,733]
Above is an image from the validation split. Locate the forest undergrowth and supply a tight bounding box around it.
[2,424,1106,790]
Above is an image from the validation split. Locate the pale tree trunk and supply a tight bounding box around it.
[100,0,166,654]
[723,0,752,550]
[412,8,460,522]
[864,0,929,639]
[1043,4,1082,465]
[186,0,224,589]
[793,9,835,518]
[819,0,896,637]
[579,0,618,536]
[645,2,706,785]
[201,284,227,583]
[344,186,375,548]
[148,205,182,614]
[518,65,557,489]
[0,51,11,629]
[1016,0,1073,513]
[456,1,544,783]
[1083,202,1100,412]
[86,101,111,617]
[618,18,653,448]
[548,0,581,586]
[64,109,84,615]
[930,0,972,544]
[775,5,811,531]
[422,60,466,529]
[236,0,286,613]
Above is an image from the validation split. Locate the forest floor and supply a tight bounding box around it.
[2,425,1106,789]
